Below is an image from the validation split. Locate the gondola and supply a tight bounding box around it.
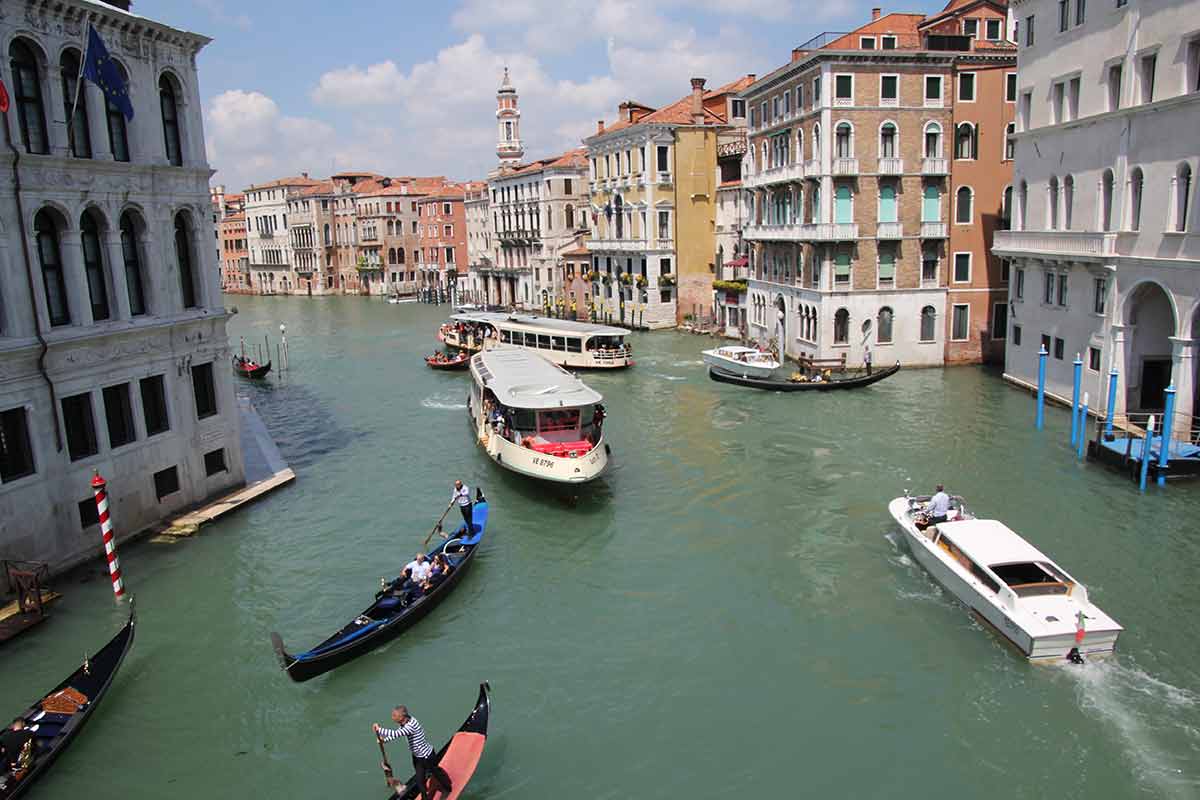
[425,352,470,371]
[0,602,135,800]
[708,361,901,391]
[232,354,272,379]
[271,491,490,683]
[382,683,491,800]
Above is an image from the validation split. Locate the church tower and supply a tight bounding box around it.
[496,67,524,169]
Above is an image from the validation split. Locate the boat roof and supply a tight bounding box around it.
[449,312,627,337]
[474,347,603,410]
[937,519,1055,568]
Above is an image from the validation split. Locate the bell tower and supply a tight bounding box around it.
[496,67,524,169]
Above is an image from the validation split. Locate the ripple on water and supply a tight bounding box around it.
[421,393,468,410]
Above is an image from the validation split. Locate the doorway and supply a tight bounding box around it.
[1139,358,1172,411]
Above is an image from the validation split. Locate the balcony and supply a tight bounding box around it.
[587,237,649,252]
[877,157,904,175]
[992,230,1119,260]
[799,222,859,241]
[920,221,948,238]
[921,158,949,176]
[876,222,903,239]
[743,223,803,241]
[656,172,672,185]
[743,163,805,189]
[832,157,859,176]
[803,158,821,175]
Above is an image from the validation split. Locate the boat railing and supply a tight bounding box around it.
[1089,411,1200,461]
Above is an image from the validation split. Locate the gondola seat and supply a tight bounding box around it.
[376,597,402,611]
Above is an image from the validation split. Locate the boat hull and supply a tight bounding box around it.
[480,428,608,484]
[708,363,900,391]
[701,351,778,378]
[443,329,631,369]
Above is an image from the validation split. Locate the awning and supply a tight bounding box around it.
[725,257,748,267]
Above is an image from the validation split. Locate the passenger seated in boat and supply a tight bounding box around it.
[399,553,431,589]
[0,718,34,778]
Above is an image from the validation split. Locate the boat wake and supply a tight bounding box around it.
[649,373,687,382]
[672,360,704,367]
[421,394,467,411]
[1063,657,1200,798]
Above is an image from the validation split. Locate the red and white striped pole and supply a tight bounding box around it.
[91,471,125,601]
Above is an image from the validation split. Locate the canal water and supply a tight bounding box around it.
[3,296,1197,799]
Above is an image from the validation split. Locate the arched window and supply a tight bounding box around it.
[1175,162,1193,232]
[36,210,70,325]
[1048,176,1060,229]
[1129,168,1143,231]
[566,204,575,229]
[120,212,147,316]
[1063,175,1074,229]
[955,122,976,159]
[10,40,49,154]
[919,306,936,342]
[80,211,110,321]
[955,186,973,224]
[388,248,396,265]
[174,212,198,308]
[879,122,897,158]
[811,184,821,223]
[1101,168,1115,231]
[834,308,849,344]
[1018,180,1028,231]
[323,223,331,245]
[878,307,894,343]
[159,75,183,166]
[60,50,91,158]
[835,122,853,158]
[397,248,405,264]
[923,122,942,158]
[795,129,803,164]
[812,123,821,159]
[923,184,941,223]
[1004,123,1016,160]
[1001,185,1013,228]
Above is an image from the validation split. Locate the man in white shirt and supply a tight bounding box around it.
[926,484,951,524]
[452,480,473,535]
[403,553,431,585]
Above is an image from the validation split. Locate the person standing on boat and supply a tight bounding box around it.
[374,706,451,800]
[926,484,951,524]
[863,346,873,376]
[452,480,473,535]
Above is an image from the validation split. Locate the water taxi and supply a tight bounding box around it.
[468,347,609,484]
[701,345,780,378]
[888,495,1122,661]
[439,312,632,369]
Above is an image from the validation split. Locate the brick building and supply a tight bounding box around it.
[417,185,468,294]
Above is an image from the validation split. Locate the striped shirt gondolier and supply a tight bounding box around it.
[379,718,433,758]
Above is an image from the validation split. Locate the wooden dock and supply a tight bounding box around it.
[0,590,61,644]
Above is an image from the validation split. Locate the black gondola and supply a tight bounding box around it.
[232,354,272,379]
[708,362,901,391]
[383,683,490,800]
[271,491,490,683]
[0,602,135,800]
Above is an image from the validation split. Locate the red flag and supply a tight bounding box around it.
[0,79,9,113]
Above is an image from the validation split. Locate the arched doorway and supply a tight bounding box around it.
[774,294,786,354]
[1124,282,1176,412]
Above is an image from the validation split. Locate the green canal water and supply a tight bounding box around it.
[3,296,1198,799]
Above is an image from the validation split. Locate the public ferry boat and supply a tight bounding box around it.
[468,347,609,484]
[888,495,1122,662]
[439,312,633,369]
[701,345,780,378]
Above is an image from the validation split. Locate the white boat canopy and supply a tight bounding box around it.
[474,348,604,410]
[936,519,1060,568]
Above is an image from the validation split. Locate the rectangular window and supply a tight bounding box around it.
[1025,15,1035,46]
[1053,82,1066,123]
[878,244,896,287]
[992,302,1008,339]
[1093,277,1107,314]
[1076,0,1086,26]
[1190,40,1200,93]
[1054,337,1065,360]
[1006,73,1018,102]
[660,258,671,274]
[1068,77,1080,120]
[78,497,99,528]
[1044,273,1056,304]
[953,252,971,283]
[656,145,669,172]
[951,304,970,341]
[660,290,672,304]
[140,375,169,436]
[958,73,976,102]
[921,246,938,285]
[860,36,876,49]
[924,75,943,106]
[102,383,136,449]
[964,19,978,37]
[62,392,98,462]
[154,465,180,501]
[1089,346,1102,371]
[204,447,227,476]
[1013,324,1022,346]
[986,18,1002,40]
[881,35,897,49]
[1107,63,1122,110]
[445,247,454,263]
[1020,91,1033,130]
[1042,333,1052,353]
[835,74,853,104]
[730,99,745,119]
[1057,273,1068,306]
[442,202,451,215]
[191,363,217,419]
[658,211,670,240]
[813,77,821,106]
[834,251,851,286]
[1140,53,1157,103]
[880,75,898,105]
[1059,0,1069,31]
[0,407,35,482]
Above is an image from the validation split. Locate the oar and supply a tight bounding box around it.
[376,734,396,789]
[422,500,455,548]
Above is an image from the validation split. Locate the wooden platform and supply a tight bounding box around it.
[0,590,62,644]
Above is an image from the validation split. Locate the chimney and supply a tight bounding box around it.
[872,7,881,20]
[301,171,309,178]
[690,77,707,124]
[597,119,605,135]
[792,48,807,62]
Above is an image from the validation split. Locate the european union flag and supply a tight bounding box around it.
[82,26,133,121]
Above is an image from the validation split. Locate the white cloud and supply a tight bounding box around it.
[193,0,252,31]
[205,90,338,189]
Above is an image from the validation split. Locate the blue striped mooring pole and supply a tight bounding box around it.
[1139,415,1155,493]
[1104,368,1119,438]
[1077,392,1089,459]
[1070,354,1083,447]
[1157,385,1177,487]
[1036,345,1048,431]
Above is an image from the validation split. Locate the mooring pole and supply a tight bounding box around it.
[91,471,125,601]
[1070,353,1083,447]
[1077,392,1089,460]
[1036,345,1048,431]
[1104,368,1119,438]
[1157,385,1177,487]
[1139,415,1155,492]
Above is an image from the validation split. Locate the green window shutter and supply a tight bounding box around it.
[878,247,895,279]
[835,252,851,277]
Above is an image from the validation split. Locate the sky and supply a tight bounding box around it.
[146,0,952,192]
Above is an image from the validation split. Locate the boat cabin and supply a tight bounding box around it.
[442,312,632,369]
[928,519,1078,601]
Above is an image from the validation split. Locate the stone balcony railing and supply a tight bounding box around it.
[921,157,949,176]
[992,230,1119,260]
[802,222,859,241]
[832,157,859,176]
[804,158,821,175]
[876,221,903,239]
[587,237,649,252]
[920,221,948,238]
[742,223,802,241]
[656,172,672,185]
[877,157,904,175]
[744,163,806,189]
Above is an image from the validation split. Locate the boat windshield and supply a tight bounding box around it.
[482,394,604,459]
[989,562,1072,597]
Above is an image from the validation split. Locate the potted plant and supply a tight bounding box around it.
[619,272,633,285]
[658,274,676,287]
[600,274,612,286]
[635,275,648,289]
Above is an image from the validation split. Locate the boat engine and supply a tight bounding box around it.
[1066,647,1085,664]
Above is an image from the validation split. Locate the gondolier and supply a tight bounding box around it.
[374,706,451,800]
[452,479,473,535]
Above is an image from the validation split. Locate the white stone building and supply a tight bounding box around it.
[0,0,244,572]
[244,174,318,294]
[994,0,1199,432]
[463,182,491,304]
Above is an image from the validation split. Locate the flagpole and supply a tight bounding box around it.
[67,16,90,154]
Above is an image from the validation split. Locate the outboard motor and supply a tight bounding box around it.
[1066,647,1085,664]
[475,487,485,503]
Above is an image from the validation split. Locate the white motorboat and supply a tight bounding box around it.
[888,495,1122,662]
[467,347,609,484]
[701,346,780,378]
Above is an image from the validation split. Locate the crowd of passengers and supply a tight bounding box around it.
[389,552,454,606]
[480,394,604,450]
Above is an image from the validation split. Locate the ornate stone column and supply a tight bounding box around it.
[105,228,131,320]
[85,83,113,161]
[1109,323,1128,417]
[58,229,92,326]
[1168,336,1194,433]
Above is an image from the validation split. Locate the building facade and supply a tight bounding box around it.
[417,186,468,296]
[741,3,1015,366]
[216,191,248,293]
[586,76,754,329]
[286,180,337,295]
[0,1,245,571]
[244,174,319,294]
[714,131,749,337]
[994,0,1199,431]
[463,182,491,304]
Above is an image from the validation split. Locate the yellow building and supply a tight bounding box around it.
[584,76,753,328]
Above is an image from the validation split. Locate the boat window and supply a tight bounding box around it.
[538,409,579,432]
[510,409,537,430]
[578,405,596,426]
[500,329,512,343]
[567,337,582,353]
[537,334,552,349]
[990,562,1071,596]
[551,336,566,351]
[937,535,1000,593]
